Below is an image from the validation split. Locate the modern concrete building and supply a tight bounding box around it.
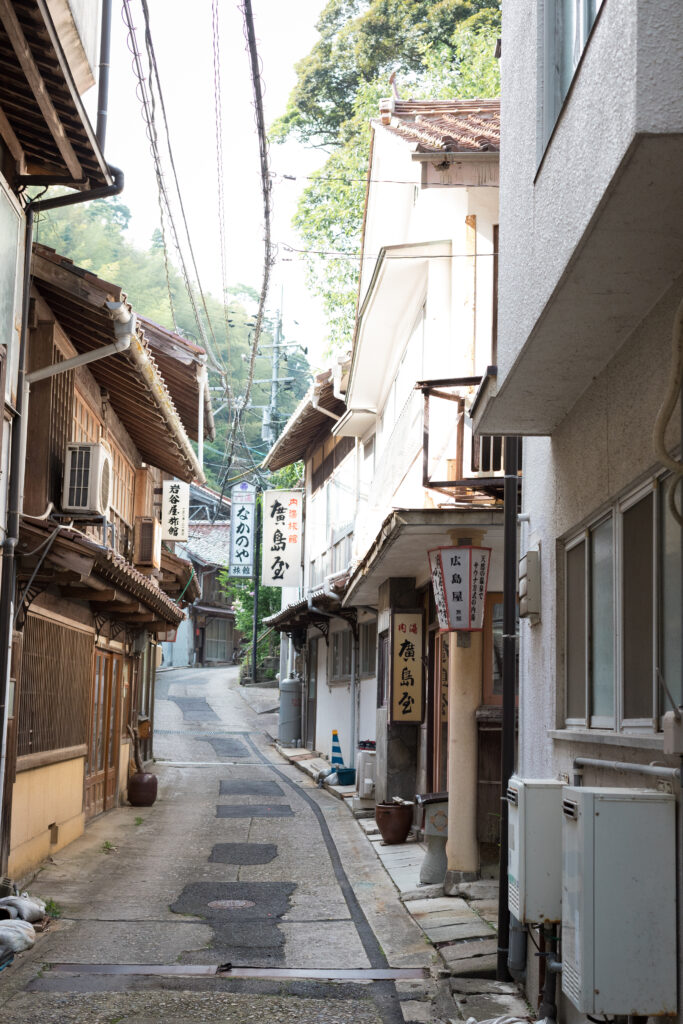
[474,0,683,1013]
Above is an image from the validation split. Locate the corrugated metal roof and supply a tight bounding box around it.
[0,0,111,186]
[31,245,201,483]
[263,370,346,471]
[138,316,215,443]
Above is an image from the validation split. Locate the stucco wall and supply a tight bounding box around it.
[498,0,683,391]
[518,275,683,781]
[9,758,86,880]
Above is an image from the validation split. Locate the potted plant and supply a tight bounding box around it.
[126,719,157,806]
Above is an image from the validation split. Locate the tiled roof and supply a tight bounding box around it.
[263,367,348,472]
[377,98,500,155]
[181,523,232,568]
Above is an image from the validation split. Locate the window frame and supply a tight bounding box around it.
[329,627,352,684]
[563,476,672,734]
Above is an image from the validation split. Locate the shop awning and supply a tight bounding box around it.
[343,508,505,607]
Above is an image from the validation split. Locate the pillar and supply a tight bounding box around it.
[444,529,485,892]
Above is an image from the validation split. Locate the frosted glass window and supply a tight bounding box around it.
[623,494,654,720]
[590,518,614,720]
[661,478,682,708]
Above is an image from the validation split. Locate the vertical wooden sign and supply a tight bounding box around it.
[390,610,424,724]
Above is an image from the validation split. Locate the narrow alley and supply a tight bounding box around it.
[0,666,524,1024]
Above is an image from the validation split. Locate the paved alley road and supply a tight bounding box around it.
[0,667,434,1023]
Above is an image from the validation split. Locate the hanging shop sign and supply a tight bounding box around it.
[229,482,256,577]
[389,610,424,724]
[261,489,303,587]
[161,479,189,542]
[428,546,492,631]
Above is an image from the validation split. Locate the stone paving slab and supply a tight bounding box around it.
[405,897,470,917]
[449,988,532,1022]
[445,953,499,978]
[424,920,494,944]
[439,938,499,963]
[399,998,434,1022]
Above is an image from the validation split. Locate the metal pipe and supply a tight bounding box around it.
[496,435,520,981]
[573,756,681,782]
[349,627,358,770]
[0,165,125,872]
[197,361,207,470]
[96,0,113,149]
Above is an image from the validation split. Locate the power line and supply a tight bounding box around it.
[138,0,227,380]
[279,242,498,260]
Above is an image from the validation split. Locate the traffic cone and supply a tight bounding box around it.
[331,729,344,768]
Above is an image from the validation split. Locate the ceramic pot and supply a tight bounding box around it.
[128,772,158,806]
[375,802,413,844]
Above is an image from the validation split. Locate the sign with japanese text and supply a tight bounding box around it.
[390,611,424,724]
[161,480,189,542]
[229,482,256,577]
[261,489,303,587]
[429,546,492,631]
[428,548,450,631]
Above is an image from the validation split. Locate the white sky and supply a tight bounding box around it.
[86,0,329,367]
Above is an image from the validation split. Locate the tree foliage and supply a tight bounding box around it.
[272,1,501,353]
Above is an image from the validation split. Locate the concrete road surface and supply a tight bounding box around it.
[0,666,437,1023]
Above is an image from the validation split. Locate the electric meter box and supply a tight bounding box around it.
[561,786,676,1016]
[507,776,564,924]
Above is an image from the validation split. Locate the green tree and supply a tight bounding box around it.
[272,1,501,352]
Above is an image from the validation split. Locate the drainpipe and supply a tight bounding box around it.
[197,359,207,471]
[496,435,520,981]
[311,390,341,422]
[96,0,112,150]
[349,625,358,771]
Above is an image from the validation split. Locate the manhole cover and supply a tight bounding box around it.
[208,899,255,910]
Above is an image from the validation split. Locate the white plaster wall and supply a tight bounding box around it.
[518,275,683,780]
[161,616,193,669]
[499,0,683,394]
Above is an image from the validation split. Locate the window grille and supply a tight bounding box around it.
[18,615,93,756]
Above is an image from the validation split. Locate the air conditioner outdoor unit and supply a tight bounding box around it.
[507,776,563,924]
[561,786,676,1016]
[134,517,162,569]
[356,750,376,799]
[62,443,112,516]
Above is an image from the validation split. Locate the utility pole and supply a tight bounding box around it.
[262,307,283,446]
[252,490,262,683]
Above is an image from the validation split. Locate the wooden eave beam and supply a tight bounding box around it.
[0,100,25,168]
[63,587,118,603]
[99,600,142,615]
[0,0,83,181]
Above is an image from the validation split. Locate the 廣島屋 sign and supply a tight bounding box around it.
[261,489,303,587]
[229,482,256,577]
[390,610,424,724]
[428,546,492,631]
[162,480,189,541]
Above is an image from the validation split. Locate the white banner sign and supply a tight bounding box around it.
[428,548,450,631]
[229,482,256,577]
[161,480,189,541]
[261,489,303,587]
[430,546,492,631]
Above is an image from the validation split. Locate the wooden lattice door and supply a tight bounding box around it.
[85,651,122,818]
